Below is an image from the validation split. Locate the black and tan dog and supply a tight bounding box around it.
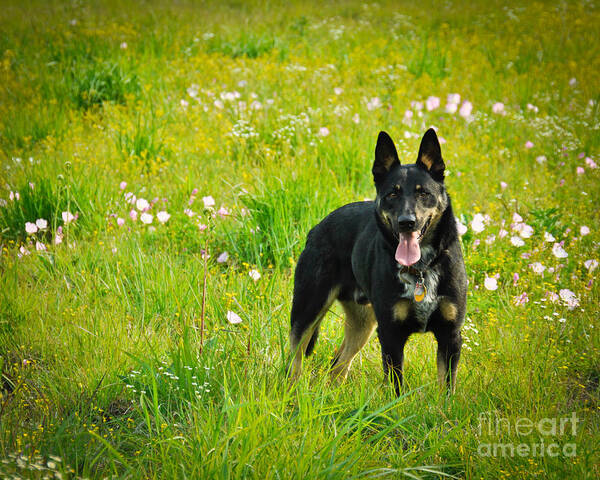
[289,129,467,395]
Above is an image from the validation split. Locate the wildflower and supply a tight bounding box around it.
[498,228,508,239]
[445,102,458,114]
[455,218,467,236]
[585,157,597,168]
[584,259,598,272]
[425,96,440,111]
[36,241,46,251]
[226,311,242,324]
[552,243,568,258]
[518,224,534,239]
[54,227,63,244]
[559,289,579,310]
[352,113,360,124]
[569,77,577,86]
[129,210,138,221]
[18,245,31,257]
[140,213,153,224]
[524,141,534,149]
[217,206,230,218]
[334,87,343,95]
[203,196,215,208]
[513,292,529,306]
[25,222,38,234]
[492,102,505,114]
[184,208,195,217]
[136,198,149,211]
[117,217,125,226]
[510,236,525,247]
[181,99,189,108]
[156,211,171,223]
[197,223,208,232]
[120,42,128,49]
[485,234,496,245]
[512,212,523,223]
[484,276,498,291]
[214,99,224,109]
[36,218,48,230]
[249,269,261,281]
[500,181,507,189]
[526,103,539,113]
[318,127,330,137]
[530,262,545,274]
[576,166,584,175]
[544,232,555,242]
[459,101,472,118]
[62,211,76,224]
[580,226,590,236]
[217,252,229,263]
[447,93,460,104]
[124,192,136,204]
[366,97,382,110]
[119,181,127,190]
[536,155,547,164]
[513,273,519,286]
[470,213,486,233]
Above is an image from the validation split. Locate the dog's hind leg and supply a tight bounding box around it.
[330,302,377,381]
[288,282,339,381]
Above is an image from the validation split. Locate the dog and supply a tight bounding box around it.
[289,129,467,395]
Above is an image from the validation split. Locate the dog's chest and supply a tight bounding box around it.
[396,265,440,330]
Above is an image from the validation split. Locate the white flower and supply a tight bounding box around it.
[470,213,486,233]
[36,218,48,230]
[136,198,150,211]
[249,269,261,281]
[226,311,242,324]
[425,96,440,111]
[366,97,382,111]
[203,196,216,208]
[518,224,534,239]
[447,93,461,104]
[459,101,472,118]
[25,222,38,234]
[140,212,153,224]
[530,262,545,274]
[512,212,523,223]
[352,113,360,124]
[559,289,579,310]
[456,218,467,236]
[552,243,568,258]
[584,259,598,272]
[35,241,46,251]
[156,211,171,223]
[510,236,525,247]
[217,252,229,263]
[580,226,590,236]
[492,102,505,114]
[544,232,556,242]
[19,245,30,257]
[62,211,75,224]
[484,276,498,291]
[318,127,330,137]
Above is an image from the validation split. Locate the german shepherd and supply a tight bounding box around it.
[289,129,467,395]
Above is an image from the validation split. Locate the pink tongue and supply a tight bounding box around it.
[395,232,421,266]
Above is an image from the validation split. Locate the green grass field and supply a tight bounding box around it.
[1,0,599,478]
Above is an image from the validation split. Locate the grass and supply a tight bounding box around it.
[0,0,599,478]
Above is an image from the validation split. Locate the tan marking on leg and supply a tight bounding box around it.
[393,299,411,322]
[330,302,377,381]
[439,298,458,322]
[289,287,339,381]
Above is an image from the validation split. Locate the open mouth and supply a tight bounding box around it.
[395,216,431,267]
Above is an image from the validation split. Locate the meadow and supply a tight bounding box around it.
[1,0,599,478]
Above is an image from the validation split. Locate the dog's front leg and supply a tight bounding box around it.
[377,323,409,396]
[434,328,462,394]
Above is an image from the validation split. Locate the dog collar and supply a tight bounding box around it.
[398,266,427,302]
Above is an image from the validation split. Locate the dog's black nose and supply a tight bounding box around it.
[397,214,416,231]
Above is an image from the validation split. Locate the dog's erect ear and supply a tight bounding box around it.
[373,131,400,182]
[416,128,445,182]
